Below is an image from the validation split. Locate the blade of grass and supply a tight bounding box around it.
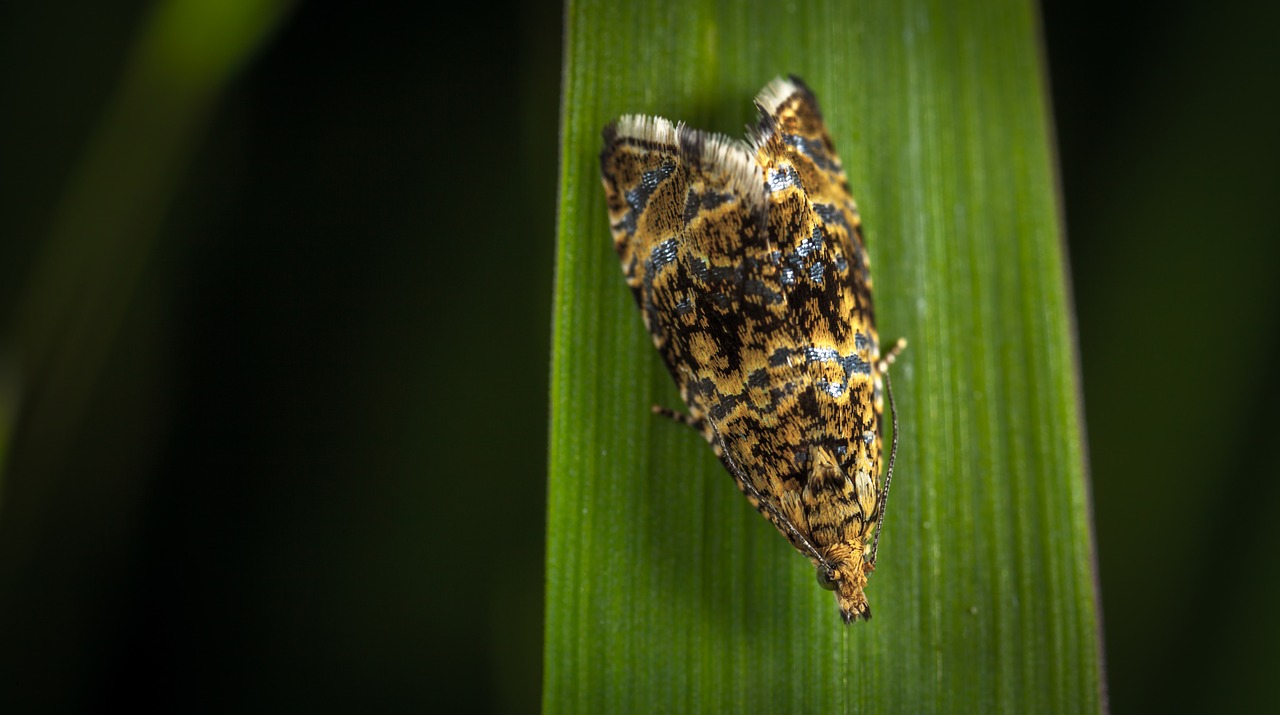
[547,0,1102,712]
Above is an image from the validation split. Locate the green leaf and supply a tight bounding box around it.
[546,0,1102,712]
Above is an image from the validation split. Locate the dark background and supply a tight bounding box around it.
[1,1,1276,712]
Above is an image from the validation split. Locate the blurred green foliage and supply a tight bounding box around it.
[1049,2,1280,712]
[1,0,557,711]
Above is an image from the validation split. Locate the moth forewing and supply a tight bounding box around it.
[600,76,904,623]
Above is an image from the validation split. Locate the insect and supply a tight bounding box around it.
[599,76,904,623]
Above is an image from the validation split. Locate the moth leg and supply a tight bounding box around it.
[876,337,908,374]
[651,404,701,429]
[651,405,719,450]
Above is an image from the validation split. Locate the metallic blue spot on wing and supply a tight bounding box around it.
[767,164,800,192]
[817,380,846,397]
[796,227,824,257]
[804,347,840,362]
[802,346,872,396]
[691,257,710,283]
[812,203,851,233]
[839,353,872,378]
[646,238,679,273]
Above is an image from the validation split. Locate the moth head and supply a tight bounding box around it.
[813,548,872,621]
[824,564,872,623]
[815,544,874,623]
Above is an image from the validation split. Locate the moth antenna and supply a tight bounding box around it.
[870,367,899,567]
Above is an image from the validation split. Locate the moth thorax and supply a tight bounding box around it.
[803,447,849,498]
[800,449,860,558]
[809,447,842,479]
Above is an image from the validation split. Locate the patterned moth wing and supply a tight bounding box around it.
[600,76,899,623]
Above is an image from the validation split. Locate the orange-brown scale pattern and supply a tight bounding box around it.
[600,76,900,623]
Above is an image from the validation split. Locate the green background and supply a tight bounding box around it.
[1,0,1277,712]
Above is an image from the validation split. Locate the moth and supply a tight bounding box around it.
[599,76,904,623]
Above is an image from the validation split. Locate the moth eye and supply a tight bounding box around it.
[816,568,838,591]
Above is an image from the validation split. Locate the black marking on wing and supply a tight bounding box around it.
[783,133,839,173]
[617,160,676,235]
